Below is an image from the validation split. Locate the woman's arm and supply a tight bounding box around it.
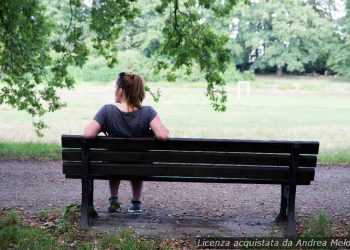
[83,120,101,139]
[150,115,169,141]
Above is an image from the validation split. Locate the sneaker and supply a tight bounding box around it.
[128,200,143,215]
[108,197,122,213]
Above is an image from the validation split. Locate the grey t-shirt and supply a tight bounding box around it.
[93,104,157,138]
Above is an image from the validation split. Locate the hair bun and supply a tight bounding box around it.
[123,75,134,87]
[117,72,145,108]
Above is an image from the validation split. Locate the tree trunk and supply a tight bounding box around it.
[276,66,283,76]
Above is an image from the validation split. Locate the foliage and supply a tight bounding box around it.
[327,37,350,78]
[0,0,88,136]
[301,213,333,237]
[327,0,350,78]
[231,0,333,75]
[307,0,339,20]
[117,0,163,55]
[89,0,139,67]
[69,48,244,84]
[0,210,20,229]
[59,204,80,223]
[0,0,240,135]
[153,1,239,111]
[39,210,49,221]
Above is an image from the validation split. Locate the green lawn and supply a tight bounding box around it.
[1,75,349,163]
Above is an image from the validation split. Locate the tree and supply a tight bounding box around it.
[0,0,90,136]
[327,0,350,78]
[231,0,333,75]
[117,0,163,55]
[305,0,341,74]
[0,0,237,135]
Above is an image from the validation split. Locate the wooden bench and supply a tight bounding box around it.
[61,135,319,236]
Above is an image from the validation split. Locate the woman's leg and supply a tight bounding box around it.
[109,180,121,197]
[130,180,143,201]
[108,180,121,212]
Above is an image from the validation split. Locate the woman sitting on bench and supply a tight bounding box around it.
[83,72,169,214]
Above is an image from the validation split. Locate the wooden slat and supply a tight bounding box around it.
[62,149,317,167]
[63,162,315,182]
[64,175,311,185]
[61,135,319,154]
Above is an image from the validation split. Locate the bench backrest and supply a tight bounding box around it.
[62,135,319,185]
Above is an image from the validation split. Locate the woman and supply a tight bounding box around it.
[83,72,169,214]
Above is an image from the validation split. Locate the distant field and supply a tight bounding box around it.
[1,75,350,163]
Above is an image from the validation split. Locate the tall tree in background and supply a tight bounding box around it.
[232,0,333,75]
[327,0,350,78]
[117,0,162,56]
[0,0,237,135]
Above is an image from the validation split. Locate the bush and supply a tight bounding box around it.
[301,213,333,237]
[60,204,80,223]
[39,209,48,221]
[69,49,248,84]
[0,210,20,228]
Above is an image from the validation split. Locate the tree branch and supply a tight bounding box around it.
[174,0,178,31]
[66,0,73,33]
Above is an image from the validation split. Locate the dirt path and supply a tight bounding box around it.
[0,160,349,238]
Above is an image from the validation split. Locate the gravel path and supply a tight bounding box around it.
[0,160,349,238]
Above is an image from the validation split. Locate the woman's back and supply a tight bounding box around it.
[94,104,157,138]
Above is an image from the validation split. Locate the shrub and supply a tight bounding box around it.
[301,213,333,237]
[0,210,20,228]
[39,209,48,221]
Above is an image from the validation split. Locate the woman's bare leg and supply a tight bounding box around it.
[130,181,143,201]
[109,180,121,197]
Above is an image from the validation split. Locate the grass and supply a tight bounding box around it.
[0,210,20,228]
[0,142,61,160]
[301,213,333,238]
[0,75,350,163]
[0,209,181,249]
[0,211,59,249]
[99,229,171,250]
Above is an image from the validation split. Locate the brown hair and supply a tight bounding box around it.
[117,72,145,108]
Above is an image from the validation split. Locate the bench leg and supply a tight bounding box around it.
[275,185,287,223]
[88,179,94,207]
[78,178,90,230]
[285,185,297,237]
[88,179,98,218]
